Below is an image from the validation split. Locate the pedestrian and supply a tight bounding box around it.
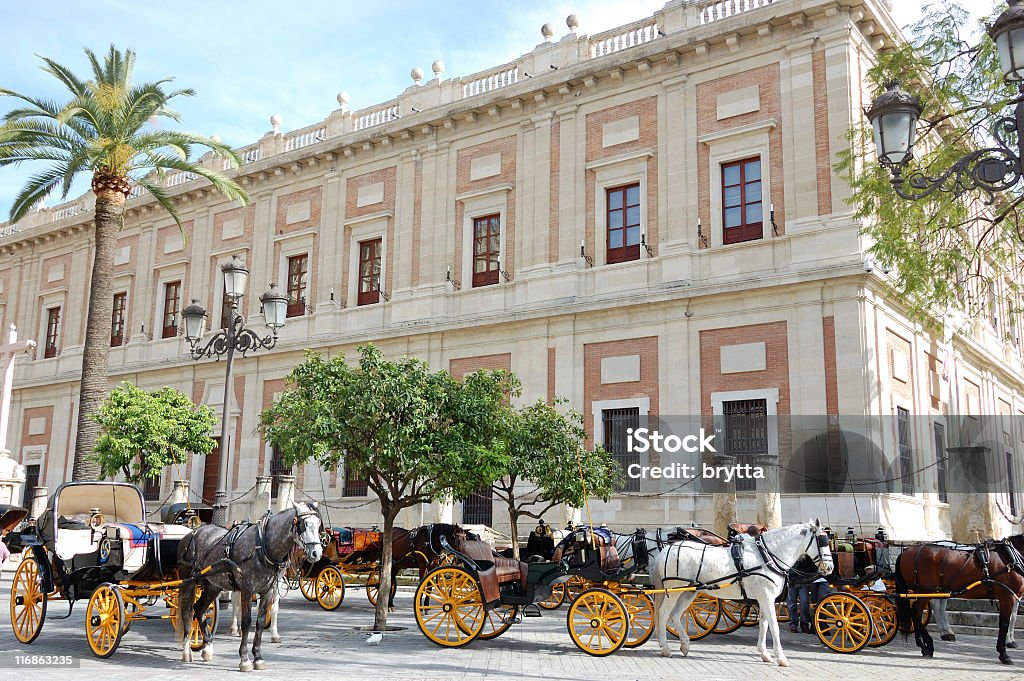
[787,554,819,633]
[0,529,10,569]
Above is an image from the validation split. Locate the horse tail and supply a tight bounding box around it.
[894,552,914,636]
[177,578,197,643]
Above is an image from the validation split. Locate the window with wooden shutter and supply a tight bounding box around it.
[721,157,763,245]
[472,214,500,287]
[606,183,641,264]
[357,238,382,306]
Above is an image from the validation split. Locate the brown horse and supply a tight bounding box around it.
[895,537,1024,664]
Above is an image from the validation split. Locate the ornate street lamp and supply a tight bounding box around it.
[866,0,1024,201]
[182,256,285,525]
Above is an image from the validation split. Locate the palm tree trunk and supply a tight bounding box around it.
[72,191,123,480]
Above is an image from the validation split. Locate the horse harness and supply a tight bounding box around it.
[913,539,1024,600]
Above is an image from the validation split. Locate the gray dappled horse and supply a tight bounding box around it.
[176,502,323,672]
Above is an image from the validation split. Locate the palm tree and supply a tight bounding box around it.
[0,46,248,479]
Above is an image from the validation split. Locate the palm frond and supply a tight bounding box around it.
[135,176,182,231]
[8,165,67,222]
[145,153,248,204]
[36,55,88,96]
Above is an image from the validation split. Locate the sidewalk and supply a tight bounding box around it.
[0,568,1021,681]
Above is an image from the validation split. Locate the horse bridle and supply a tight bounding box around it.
[756,525,832,578]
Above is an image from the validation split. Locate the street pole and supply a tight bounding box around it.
[213,304,238,526]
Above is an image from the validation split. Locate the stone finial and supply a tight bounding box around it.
[411,67,424,85]
[336,91,350,112]
[566,13,580,32]
[541,23,554,41]
[211,134,221,144]
[432,59,445,80]
[270,114,282,134]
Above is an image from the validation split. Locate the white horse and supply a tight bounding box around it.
[654,520,833,667]
[230,577,286,643]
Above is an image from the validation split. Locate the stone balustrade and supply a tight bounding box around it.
[1,0,799,237]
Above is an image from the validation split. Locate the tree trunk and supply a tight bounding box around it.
[374,505,399,631]
[72,190,123,480]
[508,503,520,561]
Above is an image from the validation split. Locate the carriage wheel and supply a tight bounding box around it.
[10,556,46,644]
[189,589,219,652]
[565,575,588,602]
[538,582,566,610]
[776,602,789,622]
[366,572,397,606]
[814,592,873,654]
[567,588,630,657]
[862,594,898,648]
[712,600,746,634]
[478,604,518,640]
[741,601,760,626]
[667,592,719,641]
[298,567,319,602]
[414,566,485,648]
[621,590,655,648]
[86,584,125,658]
[315,565,346,611]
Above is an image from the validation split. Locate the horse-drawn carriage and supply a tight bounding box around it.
[1,503,28,556]
[9,481,215,657]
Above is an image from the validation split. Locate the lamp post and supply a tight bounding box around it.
[181,255,288,525]
[865,0,1024,201]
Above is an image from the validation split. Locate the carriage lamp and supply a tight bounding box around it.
[221,254,249,300]
[866,1,1024,200]
[89,509,105,529]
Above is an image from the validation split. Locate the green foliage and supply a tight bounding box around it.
[491,397,621,519]
[90,382,216,485]
[259,345,515,514]
[835,2,1024,322]
[0,45,248,227]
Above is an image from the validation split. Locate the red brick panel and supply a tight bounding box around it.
[584,98,659,260]
[583,336,659,448]
[154,221,194,265]
[214,205,256,244]
[38,253,73,291]
[699,321,790,417]
[696,64,784,246]
[113,234,139,275]
[258,378,287,475]
[275,186,323,235]
[823,316,838,415]
[453,137,518,283]
[345,167,396,220]
[449,353,512,381]
[19,405,54,479]
[812,48,833,216]
[886,330,913,404]
[230,373,245,490]
[926,352,944,411]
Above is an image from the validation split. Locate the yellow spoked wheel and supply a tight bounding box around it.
[566,575,588,602]
[86,584,125,658]
[478,604,518,640]
[620,590,655,648]
[415,567,485,648]
[298,567,319,602]
[538,581,566,610]
[862,594,898,648]
[712,600,746,634]
[316,565,346,611]
[189,589,219,652]
[366,572,396,606]
[814,592,873,654]
[667,592,719,641]
[567,588,630,657]
[10,556,46,644]
[741,601,760,626]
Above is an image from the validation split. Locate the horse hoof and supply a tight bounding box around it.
[1008,641,1017,649]
[1001,656,1013,665]
[778,658,790,668]
[271,636,281,644]
[922,650,933,658]
[660,650,672,658]
[240,662,253,673]
[231,628,240,637]
[182,652,193,663]
[761,654,773,664]
[940,634,956,642]
[253,661,266,671]
[202,649,214,662]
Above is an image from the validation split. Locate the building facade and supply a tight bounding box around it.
[1,0,1022,540]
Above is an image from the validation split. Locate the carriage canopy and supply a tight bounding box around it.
[49,482,146,526]
[0,504,27,533]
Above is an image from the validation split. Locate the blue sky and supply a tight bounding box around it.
[0,1,986,218]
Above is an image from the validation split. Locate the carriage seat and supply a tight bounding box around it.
[462,540,528,586]
[728,523,767,538]
[671,527,728,547]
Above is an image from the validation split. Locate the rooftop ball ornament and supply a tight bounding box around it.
[865,0,1024,201]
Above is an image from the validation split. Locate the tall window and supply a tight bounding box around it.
[357,238,382,306]
[286,254,308,318]
[143,474,161,502]
[342,460,367,497]
[472,214,500,287]
[934,422,947,503]
[897,407,914,495]
[111,292,127,347]
[462,487,493,526]
[723,399,768,492]
[603,407,640,492]
[44,307,60,358]
[270,446,292,498]
[22,464,39,509]
[722,157,763,245]
[1008,451,1018,516]
[606,183,641,264]
[162,281,181,339]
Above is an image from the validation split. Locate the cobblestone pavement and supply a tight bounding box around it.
[2,568,1023,681]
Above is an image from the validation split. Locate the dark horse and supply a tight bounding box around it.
[177,502,323,672]
[896,535,1024,664]
[304,522,466,610]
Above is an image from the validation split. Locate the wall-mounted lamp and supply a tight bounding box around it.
[770,202,779,236]
[139,323,153,341]
[696,218,709,248]
[411,107,422,113]
[497,260,511,282]
[640,233,654,257]
[580,240,594,267]
[446,265,461,290]
[380,290,391,302]
[549,64,559,71]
